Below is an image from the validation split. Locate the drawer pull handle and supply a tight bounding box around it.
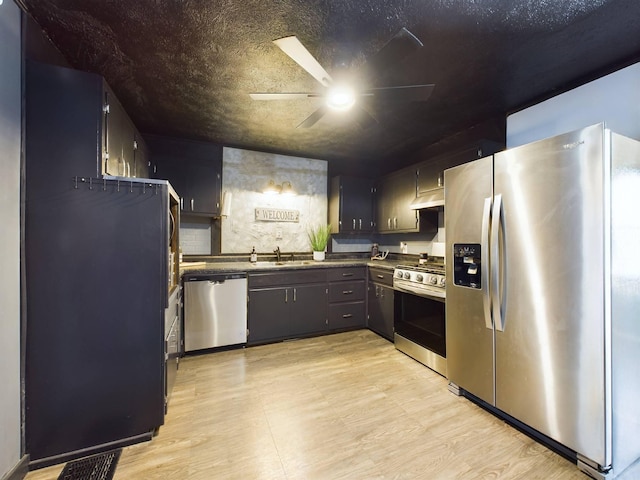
[376,274,384,279]
[342,290,353,295]
[342,314,353,318]
[342,273,354,277]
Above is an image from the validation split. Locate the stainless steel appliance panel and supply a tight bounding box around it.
[610,132,640,475]
[184,275,248,351]
[445,155,495,403]
[493,124,606,465]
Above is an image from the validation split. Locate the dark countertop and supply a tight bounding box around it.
[180,256,402,278]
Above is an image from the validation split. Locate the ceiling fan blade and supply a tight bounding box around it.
[250,93,322,100]
[364,27,424,82]
[352,105,378,129]
[297,106,328,128]
[273,36,333,87]
[363,84,435,102]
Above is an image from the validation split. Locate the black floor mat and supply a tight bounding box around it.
[57,449,122,480]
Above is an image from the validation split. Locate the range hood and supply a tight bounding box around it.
[409,187,444,209]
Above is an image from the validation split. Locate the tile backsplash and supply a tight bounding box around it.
[220,147,328,255]
[180,217,212,255]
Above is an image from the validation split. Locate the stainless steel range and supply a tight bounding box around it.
[393,263,446,299]
[393,259,447,377]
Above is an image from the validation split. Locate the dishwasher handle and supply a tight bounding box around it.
[184,272,248,283]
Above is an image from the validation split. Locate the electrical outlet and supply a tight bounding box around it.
[275,228,283,240]
[400,242,408,254]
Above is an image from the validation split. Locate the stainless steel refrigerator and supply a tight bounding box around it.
[445,123,640,479]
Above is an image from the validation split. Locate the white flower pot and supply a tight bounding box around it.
[313,251,325,261]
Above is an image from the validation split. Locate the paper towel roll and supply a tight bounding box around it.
[221,191,232,217]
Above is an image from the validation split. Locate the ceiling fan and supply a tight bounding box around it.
[250,27,435,128]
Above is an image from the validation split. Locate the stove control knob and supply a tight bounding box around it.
[439,277,446,287]
[416,274,424,282]
[404,272,411,280]
[430,275,438,285]
[396,271,403,278]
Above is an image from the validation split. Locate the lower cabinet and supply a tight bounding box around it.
[247,266,370,345]
[248,270,328,344]
[328,267,366,330]
[367,267,395,341]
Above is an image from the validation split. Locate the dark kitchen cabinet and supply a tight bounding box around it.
[247,287,291,342]
[415,142,502,195]
[133,134,150,179]
[248,270,328,344]
[329,176,375,233]
[367,267,395,341]
[327,267,366,330]
[290,284,330,336]
[25,60,146,181]
[376,167,419,233]
[146,135,223,216]
[104,89,137,177]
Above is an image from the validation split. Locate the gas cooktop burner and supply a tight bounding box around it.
[396,263,445,274]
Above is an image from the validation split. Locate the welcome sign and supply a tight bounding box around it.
[255,208,300,223]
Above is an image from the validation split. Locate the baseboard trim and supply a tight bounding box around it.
[1,455,29,480]
[28,432,153,470]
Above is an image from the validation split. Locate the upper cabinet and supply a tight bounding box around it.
[103,90,149,178]
[25,61,147,181]
[376,167,419,233]
[329,176,375,234]
[146,135,223,217]
[415,142,504,196]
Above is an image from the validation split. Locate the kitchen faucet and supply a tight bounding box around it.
[274,246,281,262]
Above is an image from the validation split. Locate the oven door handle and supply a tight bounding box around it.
[481,197,493,330]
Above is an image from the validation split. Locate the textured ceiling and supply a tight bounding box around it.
[21,0,640,175]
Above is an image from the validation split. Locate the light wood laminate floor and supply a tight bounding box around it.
[26,330,597,479]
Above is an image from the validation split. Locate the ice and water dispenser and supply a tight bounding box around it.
[453,244,482,289]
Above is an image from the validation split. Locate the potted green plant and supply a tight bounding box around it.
[307,224,331,261]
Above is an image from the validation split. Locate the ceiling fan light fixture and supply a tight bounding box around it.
[326,85,356,111]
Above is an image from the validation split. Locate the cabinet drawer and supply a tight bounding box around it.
[329,302,365,330]
[368,267,394,287]
[248,269,327,288]
[328,280,365,303]
[327,266,366,282]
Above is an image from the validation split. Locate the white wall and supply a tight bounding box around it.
[220,147,327,255]
[0,0,24,477]
[507,62,640,147]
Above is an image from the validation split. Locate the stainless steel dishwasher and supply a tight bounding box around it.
[183,273,248,352]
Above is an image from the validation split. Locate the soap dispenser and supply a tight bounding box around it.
[250,246,257,263]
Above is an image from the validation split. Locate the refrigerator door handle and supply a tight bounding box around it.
[491,193,505,332]
[481,197,493,329]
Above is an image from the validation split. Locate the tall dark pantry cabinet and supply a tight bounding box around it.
[24,61,179,468]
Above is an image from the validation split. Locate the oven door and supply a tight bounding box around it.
[394,289,446,376]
